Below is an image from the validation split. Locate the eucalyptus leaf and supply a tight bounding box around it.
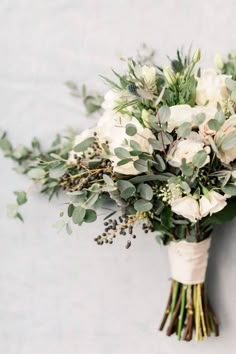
[154,154,166,171]
[49,166,66,179]
[130,140,141,151]
[207,119,220,131]
[130,173,174,184]
[74,137,95,152]
[67,204,74,217]
[72,206,86,225]
[214,110,225,125]
[117,180,136,200]
[14,191,27,205]
[82,193,99,209]
[133,159,148,172]
[28,168,46,179]
[176,122,192,138]
[158,132,173,145]
[221,135,236,151]
[114,147,130,159]
[137,183,153,200]
[192,150,208,168]
[134,199,152,212]
[103,174,114,186]
[181,159,194,176]
[84,209,97,223]
[158,105,171,123]
[117,158,133,166]
[222,184,236,196]
[125,123,137,136]
[148,138,163,151]
[192,113,205,126]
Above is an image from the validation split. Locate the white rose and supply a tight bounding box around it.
[112,127,155,175]
[199,191,227,217]
[171,196,201,222]
[102,90,122,110]
[196,69,230,108]
[96,110,132,151]
[167,105,196,132]
[168,132,210,167]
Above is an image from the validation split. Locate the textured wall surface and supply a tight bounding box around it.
[0,1,236,353]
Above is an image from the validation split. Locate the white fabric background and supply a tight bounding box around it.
[0,1,236,353]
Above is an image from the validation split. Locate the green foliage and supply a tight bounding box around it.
[134,199,152,212]
[14,191,27,205]
[74,137,95,152]
[137,183,153,200]
[176,122,192,138]
[125,123,137,136]
[117,180,136,200]
[66,82,104,114]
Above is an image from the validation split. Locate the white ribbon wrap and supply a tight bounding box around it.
[168,238,211,285]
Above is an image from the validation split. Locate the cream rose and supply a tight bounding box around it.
[167,105,196,132]
[199,191,227,217]
[196,69,230,108]
[167,132,210,167]
[214,115,236,164]
[171,196,201,222]
[102,89,129,111]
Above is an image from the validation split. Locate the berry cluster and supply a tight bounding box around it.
[94,214,153,248]
[59,156,113,192]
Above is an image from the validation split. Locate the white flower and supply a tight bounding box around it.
[199,191,227,217]
[168,132,210,167]
[171,196,201,222]
[167,105,217,134]
[96,110,132,151]
[214,115,236,164]
[167,105,196,132]
[102,90,122,110]
[196,69,230,108]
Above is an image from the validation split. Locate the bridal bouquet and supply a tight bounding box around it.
[1,48,236,341]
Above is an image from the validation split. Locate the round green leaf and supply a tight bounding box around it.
[125,123,137,136]
[134,199,153,212]
[133,159,148,172]
[74,137,95,152]
[137,183,153,200]
[28,168,46,179]
[84,209,97,223]
[68,204,74,217]
[72,206,86,225]
[114,147,130,159]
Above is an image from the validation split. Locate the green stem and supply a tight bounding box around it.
[170,281,180,314]
[178,285,187,340]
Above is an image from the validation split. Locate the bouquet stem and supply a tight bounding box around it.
[159,280,219,341]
